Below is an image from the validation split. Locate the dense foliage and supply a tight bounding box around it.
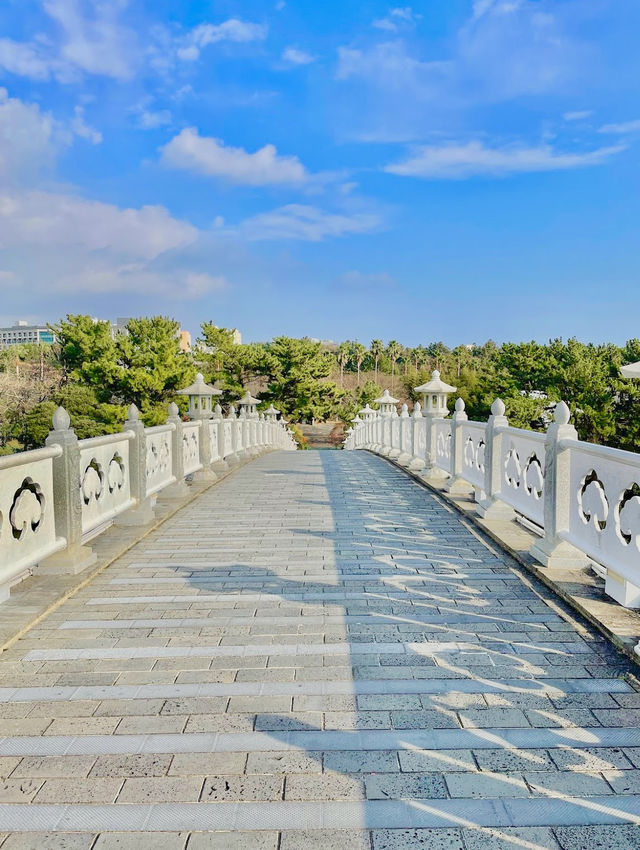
[1,315,639,452]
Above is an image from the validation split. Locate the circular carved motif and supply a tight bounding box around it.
[82,459,103,505]
[616,482,640,547]
[108,453,125,493]
[10,477,44,540]
[504,447,521,489]
[524,454,544,500]
[579,470,609,531]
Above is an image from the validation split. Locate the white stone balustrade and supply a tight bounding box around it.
[345,388,640,613]
[0,395,295,601]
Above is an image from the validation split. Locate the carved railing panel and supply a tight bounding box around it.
[145,424,174,497]
[0,447,65,586]
[182,421,202,476]
[564,440,640,586]
[434,420,452,473]
[496,427,546,526]
[78,434,135,536]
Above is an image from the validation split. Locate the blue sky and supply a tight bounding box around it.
[1,0,639,346]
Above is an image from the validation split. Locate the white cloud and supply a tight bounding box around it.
[282,47,315,65]
[71,105,102,144]
[0,39,53,80]
[598,118,640,134]
[241,204,380,241]
[336,1,591,141]
[563,110,593,122]
[0,0,137,82]
[0,190,197,258]
[384,141,625,179]
[55,265,226,296]
[138,109,172,129]
[44,0,136,80]
[0,189,220,297]
[0,89,68,180]
[178,18,266,61]
[161,128,308,186]
[373,7,421,32]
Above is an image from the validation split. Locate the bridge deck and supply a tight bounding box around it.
[1,450,639,849]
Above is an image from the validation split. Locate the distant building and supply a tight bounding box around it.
[109,317,131,339]
[179,330,192,352]
[0,321,55,349]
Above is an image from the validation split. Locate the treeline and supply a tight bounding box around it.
[0,316,639,453]
[333,338,640,451]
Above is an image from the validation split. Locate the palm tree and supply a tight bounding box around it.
[370,339,383,382]
[336,342,350,386]
[351,341,367,386]
[387,340,402,392]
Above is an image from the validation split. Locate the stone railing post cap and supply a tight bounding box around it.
[555,401,571,425]
[491,398,506,417]
[52,406,71,431]
[168,401,179,416]
[455,398,465,412]
[127,403,140,421]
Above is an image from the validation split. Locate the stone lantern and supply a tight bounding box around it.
[373,389,399,416]
[264,404,280,422]
[238,390,260,419]
[177,373,222,419]
[621,361,640,378]
[352,415,363,426]
[358,403,376,420]
[414,370,456,418]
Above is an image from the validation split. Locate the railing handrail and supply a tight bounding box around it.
[79,431,135,450]
[0,443,62,470]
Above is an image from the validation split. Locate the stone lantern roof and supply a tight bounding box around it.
[621,361,640,378]
[373,389,399,405]
[177,373,222,419]
[358,403,375,418]
[177,373,222,397]
[265,404,280,417]
[414,370,457,395]
[238,390,261,406]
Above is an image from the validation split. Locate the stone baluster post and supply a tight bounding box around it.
[476,399,514,519]
[211,404,229,473]
[226,407,240,466]
[445,399,472,494]
[529,402,590,570]
[396,405,412,465]
[116,404,156,525]
[160,402,190,499]
[408,402,425,471]
[40,407,97,574]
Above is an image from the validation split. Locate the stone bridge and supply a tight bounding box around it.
[1,448,640,849]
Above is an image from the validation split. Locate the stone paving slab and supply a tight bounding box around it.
[1,450,640,846]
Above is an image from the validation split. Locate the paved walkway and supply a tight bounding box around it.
[1,450,640,850]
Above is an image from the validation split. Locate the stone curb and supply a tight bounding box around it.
[0,450,275,655]
[369,450,640,679]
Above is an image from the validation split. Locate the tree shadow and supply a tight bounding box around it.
[173,449,640,843]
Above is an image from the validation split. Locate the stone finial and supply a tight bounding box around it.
[196,372,204,382]
[127,403,140,422]
[214,403,222,417]
[455,398,465,413]
[412,401,422,418]
[555,401,571,425]
[52,406,71,431]
[400,403,409,417]
[168,402,179,418]
[432,369,441,379]
[491,398,506,417]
